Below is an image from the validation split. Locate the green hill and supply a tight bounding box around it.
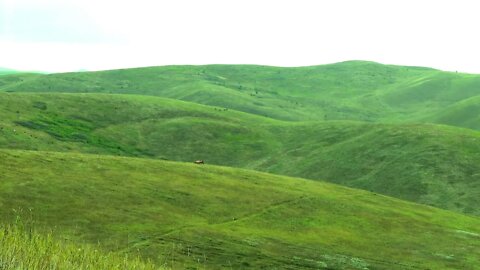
[3,61,480,128]
[3,61,480,125]
[1,92,479,216]
[0,73,43,92]
[1,149,479,269]
[426,95,480,130]
[2,62,480,269]
[0,68,18,75]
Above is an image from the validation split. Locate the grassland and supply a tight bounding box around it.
[2,61,480,269]
[0,68,17,75]
[0,223,161,270]
[1,149,479,269]
[3,61,480,129]
[1,92,479,216]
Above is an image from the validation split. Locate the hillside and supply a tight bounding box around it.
[426,95,480,130]
[3,61,480,128]
[0,68,18,75]
[0,72,43,92]
[1,92,479,216]
[1,149,479,269]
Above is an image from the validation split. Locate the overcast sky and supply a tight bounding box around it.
[1,0,479,73]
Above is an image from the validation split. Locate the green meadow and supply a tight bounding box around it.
[0,92,479,216]
[1,61,480,269]
[1,149,479,269]
[4,61,480,128]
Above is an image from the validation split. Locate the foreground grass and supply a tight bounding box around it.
[1,92,479,216]
[0,149,479,269]
[0,224,161,270]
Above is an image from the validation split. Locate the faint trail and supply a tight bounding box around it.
[210,195,308,227]
[124,195,429,269]
[126,195,308,248]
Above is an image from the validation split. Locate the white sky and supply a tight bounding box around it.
[1,0,479,73]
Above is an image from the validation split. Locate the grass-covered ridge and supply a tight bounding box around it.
[0,68,18,75]
[1,92,479,216]
[1,149,479,269]
[4,61,480,129]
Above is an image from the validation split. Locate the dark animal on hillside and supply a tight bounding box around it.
[194,160,204,164]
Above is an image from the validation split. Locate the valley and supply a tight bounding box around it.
[1,61,480,269]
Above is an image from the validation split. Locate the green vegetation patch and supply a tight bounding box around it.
[0,93,479,216]
[0,149,479,269]
[0,223,162,270]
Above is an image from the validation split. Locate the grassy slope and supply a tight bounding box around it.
[426,95,480,130]
[0,68,18,75]
[0,224,161,270]
[0,73,43,92]
[1,149,479,269]
[4,61,480,127]
[1,92,479,216]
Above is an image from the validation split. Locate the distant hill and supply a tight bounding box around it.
[0,68,19,75]
[1,92,479,216]
[2,149,479,269]
[426,95,480,130]
[0,68,44,75]
[3,61,480,129]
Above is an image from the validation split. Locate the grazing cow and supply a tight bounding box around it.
[194,160,204,164]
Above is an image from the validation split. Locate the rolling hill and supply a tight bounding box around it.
[2,61,480,269]
[1,149,479,269]
[426,95,480,130]
[0,68,18,75]
[3,61,480,129]
[1,92,479,216]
